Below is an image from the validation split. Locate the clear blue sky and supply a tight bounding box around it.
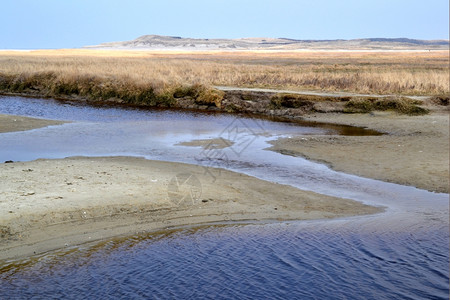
[1,0,448,49]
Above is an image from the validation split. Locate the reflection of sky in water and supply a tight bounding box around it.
[0,95,325,162]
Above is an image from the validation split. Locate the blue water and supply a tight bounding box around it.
[0,223,448,299]
[0,96,448,299]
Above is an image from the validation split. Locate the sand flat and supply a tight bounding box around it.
[268,112,449,193]
[0,114,65,134]
[0,156,381,261]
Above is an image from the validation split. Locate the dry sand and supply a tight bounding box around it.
[0,156,380,261]
[268,112,449,193]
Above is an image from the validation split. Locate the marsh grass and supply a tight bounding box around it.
[0,70,222,107]
[0,50,447,114]
[344,97,429,115]
[0,50,448,96]
[194,86,225,108]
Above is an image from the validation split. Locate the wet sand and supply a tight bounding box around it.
[0,114,65,133]
[268,112,449,193]
[177,138,234,149]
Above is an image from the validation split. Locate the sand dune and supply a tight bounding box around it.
[85,35,449,50]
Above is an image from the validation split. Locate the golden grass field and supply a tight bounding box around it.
[0,49,448,100]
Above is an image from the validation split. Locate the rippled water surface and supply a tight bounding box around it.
[0,96,448,299]
[1,223,448,299]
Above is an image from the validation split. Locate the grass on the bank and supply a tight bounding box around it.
[0,49,448,97]
[344,97,429,115]
[0,70,223,108]
[270,93,430,115]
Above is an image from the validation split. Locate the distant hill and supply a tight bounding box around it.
[84,35,449,50]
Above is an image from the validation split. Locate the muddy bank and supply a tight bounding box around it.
[2,84,448,122]
[0,157,380,261]
[268,112,449,193]
[0,114,64,134]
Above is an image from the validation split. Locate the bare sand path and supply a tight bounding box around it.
[215,86,431,101]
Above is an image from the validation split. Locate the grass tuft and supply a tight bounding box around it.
[344,97,429,115]
[194,85,225,108]
[343,98,377,113]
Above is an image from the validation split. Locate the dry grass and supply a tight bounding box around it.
[0,49,448,100]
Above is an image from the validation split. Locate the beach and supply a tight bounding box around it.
[269,111,449,193]
[0,115,381,261]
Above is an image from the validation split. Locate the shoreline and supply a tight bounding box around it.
[268,111,449,193]
[1,84,447,122]
[0,156,381,261]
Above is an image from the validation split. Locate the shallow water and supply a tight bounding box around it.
[0,223,448,299]
[0,96,448,299]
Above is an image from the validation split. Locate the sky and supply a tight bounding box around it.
[1,0,448,49]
